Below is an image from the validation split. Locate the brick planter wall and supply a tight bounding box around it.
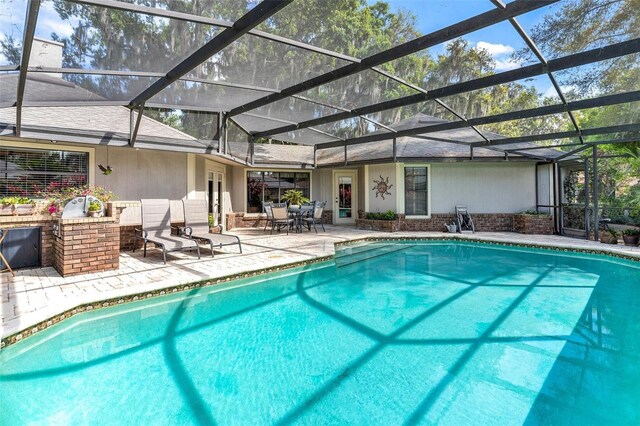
[119,221,184,251]
[226,210,556,235]
[357,212,515,233]
[227,212,266,229]
[119,225,143,251]
[356,218,401,232]
[227,210,334,230]
[513,214,554,235]
[53,217,120,276]
[0,215,55,267]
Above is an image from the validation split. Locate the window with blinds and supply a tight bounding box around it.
[0,147,89,197]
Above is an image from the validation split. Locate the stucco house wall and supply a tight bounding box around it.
[360,162,546,216]
[95,146,188,201]
[430,162,537,214]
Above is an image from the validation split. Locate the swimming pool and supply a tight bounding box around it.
[1,241,639,425]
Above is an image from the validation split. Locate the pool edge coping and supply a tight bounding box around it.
[2,235,639,350]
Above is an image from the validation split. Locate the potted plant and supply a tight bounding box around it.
[281,189,310,207]
[87,200,102,217]
[0,197,15,215]
[14,196,36,215]
[0,196,36,215]
[622,228,640,246]
[599,229,618,244]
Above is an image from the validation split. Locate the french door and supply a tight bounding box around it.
[333,170,357,224]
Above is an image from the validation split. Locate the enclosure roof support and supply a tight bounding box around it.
[253,38,640,139]
[129,0,292,108]
[315,90,640,150]
[15,0,41,137]
[129,104,145,147]
[70,0,359,63]
[229,0,556,117]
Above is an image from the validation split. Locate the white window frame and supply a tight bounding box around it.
[397,163,431,218]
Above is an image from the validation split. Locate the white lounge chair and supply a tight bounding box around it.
[134,199,200,264]
[182,199,242,257]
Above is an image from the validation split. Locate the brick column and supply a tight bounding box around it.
[53,216,120,277]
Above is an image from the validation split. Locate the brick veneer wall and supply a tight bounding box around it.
[227,209,555,235]
[53,217,120,276]
[513,214,554,235]
[356,212,518,233]
[0,215,55,267]
[402,213,514,232]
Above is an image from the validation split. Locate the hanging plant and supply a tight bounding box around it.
[98,164,113,175]
[99,145,113,175]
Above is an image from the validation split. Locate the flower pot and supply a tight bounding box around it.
[622,235,639,246]
[14,203,36,215]
[0,204,13,215]
[88,211,100,218]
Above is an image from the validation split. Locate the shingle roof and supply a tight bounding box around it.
[316,113,573,164]
[0,73,197,142]
[0,75,572,163]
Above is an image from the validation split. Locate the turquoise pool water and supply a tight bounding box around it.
[1,241,639,425]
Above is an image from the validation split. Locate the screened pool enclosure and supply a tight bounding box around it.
[0,0,637,157]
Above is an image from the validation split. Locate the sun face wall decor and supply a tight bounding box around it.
[372,175,393,200]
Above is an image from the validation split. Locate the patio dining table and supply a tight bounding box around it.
[288,206,314,233]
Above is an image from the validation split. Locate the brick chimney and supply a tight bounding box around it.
[29,37,64,78]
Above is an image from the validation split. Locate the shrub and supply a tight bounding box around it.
[520,209,548,215]
[622,228,640,236]
[365,210,396,220]
[0,196,33,205]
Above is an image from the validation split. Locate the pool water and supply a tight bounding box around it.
[1,241,639,425]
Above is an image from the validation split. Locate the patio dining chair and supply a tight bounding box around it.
[134,199,200,264]
[302,201,326,233]
[263,202,274,232]
[182,199,242,257]
[270,203,294,235]
[300,202,315,217]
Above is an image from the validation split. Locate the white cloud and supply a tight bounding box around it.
[475,41,521,71]
[493,58,521,71]
[476,41,515,56]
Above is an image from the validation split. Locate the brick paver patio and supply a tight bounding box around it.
[2,226,639,340]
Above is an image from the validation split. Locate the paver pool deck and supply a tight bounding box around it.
[2,226,639,342]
